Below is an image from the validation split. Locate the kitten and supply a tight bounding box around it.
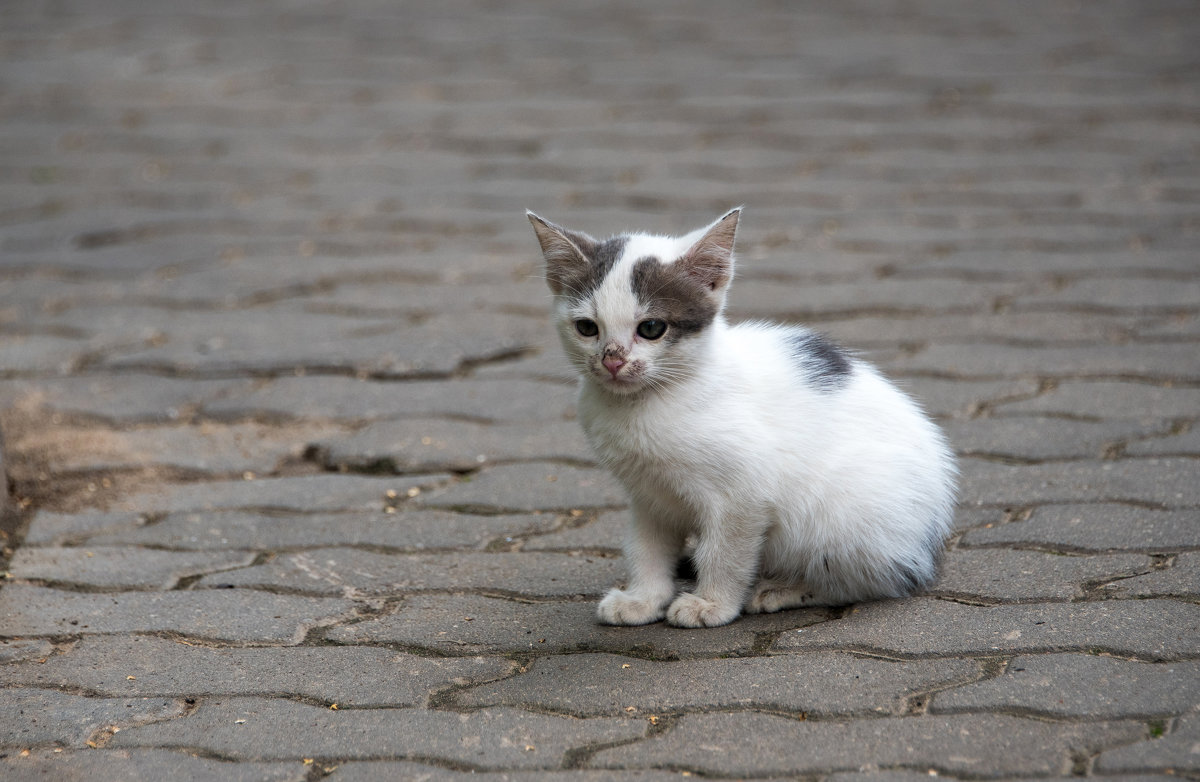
[528,208,957,628]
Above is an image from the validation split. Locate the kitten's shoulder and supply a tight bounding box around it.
[730,322,855,391]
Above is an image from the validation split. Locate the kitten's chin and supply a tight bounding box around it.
[589,372,648,396]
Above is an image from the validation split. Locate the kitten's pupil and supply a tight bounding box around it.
[637,320,667,340]
[575,319,599,337]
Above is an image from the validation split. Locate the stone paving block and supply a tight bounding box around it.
[0,750,309,782]
[960,503,1199,553]
[943,416,1164,460]
[24,420,351,475]
[91,508,560,551]
[91,305,545,378]
[932,654,1200,719]
[108,698,646,768]
[0,377,256,423]
[326,593,834,658]
[728,278,1029,318]
[313,417,591,473]
[419,463,626,513]
[814,312,1144,350]
[0,688,185,749]
[520,510,625,551]
[959,457,1199,508]
[932,548,1152,602]
[889,343,1200,381]
[454,651,978,717]
[1096,713,1200,775]
[195,549,623,598]
[203,376,576,423]
[0,640,53,665]
[1101,552,1200,599]
[7,546,255,589]
[1124,425,1200,456]
[22,510,147,545]
[0,584,356,643]
[771,597,1200,660]
[324,763,686,782]
[1015,278,1200,311]
[990,380,1200,420]
[884,376,1041,420]
[587,712,1145,777]
[0,636,511,708]
[109,473,450,514]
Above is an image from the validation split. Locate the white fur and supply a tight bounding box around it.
[538,214,957,628]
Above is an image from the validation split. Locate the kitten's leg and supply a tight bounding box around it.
[597,509,682,626]
[666,514,764,628]
[745,579,824,613]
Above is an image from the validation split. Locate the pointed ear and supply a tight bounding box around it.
[679,207,740,292]
[527,211,596,296]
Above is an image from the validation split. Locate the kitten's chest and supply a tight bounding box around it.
[578,386,719,473]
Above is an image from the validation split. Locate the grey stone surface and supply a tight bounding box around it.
[109,473,451,514]
[959,457,1199,507]
[25,420,351,475]
[587,712,1145,777]
[89,509,561,551]
[1101,552,1200,599]
[933,654,1200,719]
[960,504,1200,553]
[454,651,978,717]
[943,416,1165,460]
[1096,713,1200,775]
[326,593,834,657]
[108,698,646,768]
[931,548,1153,602]
[772,598,1200,660]
[325,765,685,782]
[419,463,626,512]
[0,750,309,782]
[0,688,185,748]
[0,585,356,643]
[7,546,255,589]
[992,380,1200,420]
[0,636,511,707]
[1,0,1196,777]
[313,417,591,472]
[203,376,576,424]
[194,549,623,598]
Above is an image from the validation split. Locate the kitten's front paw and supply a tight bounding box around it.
[597,588,667,626]
[666,592,739,628]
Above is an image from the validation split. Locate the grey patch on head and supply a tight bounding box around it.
[559,235,628,303]
[629,256,719,340]
[786,330,852,390]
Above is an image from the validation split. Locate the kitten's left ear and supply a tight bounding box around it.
[527,211,598,296]
[679,207,741,292]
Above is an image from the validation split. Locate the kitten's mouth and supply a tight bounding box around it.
[593,364,645,393]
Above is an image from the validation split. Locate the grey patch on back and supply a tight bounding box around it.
[629,256,719,340]
[786,330,852,390]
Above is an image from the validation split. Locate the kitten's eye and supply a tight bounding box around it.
[574,319,599,337]
[636,319,667,340]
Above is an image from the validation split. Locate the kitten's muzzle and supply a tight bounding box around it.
[601,356,627,378]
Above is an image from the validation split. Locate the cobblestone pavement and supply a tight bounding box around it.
[1,1,1198,779]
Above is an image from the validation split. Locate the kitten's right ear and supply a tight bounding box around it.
[527,211,596,296]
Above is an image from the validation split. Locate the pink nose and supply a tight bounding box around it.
[602,356,626,377]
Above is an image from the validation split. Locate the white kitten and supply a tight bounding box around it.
[528,208,957,628]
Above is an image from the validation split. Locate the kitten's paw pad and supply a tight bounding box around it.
[666,592,739,628]
[597,589,667,626]
[745,584,818,614]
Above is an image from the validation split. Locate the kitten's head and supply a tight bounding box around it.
[528,208,741,396]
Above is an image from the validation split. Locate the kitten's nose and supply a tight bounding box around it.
[602,356,626,377]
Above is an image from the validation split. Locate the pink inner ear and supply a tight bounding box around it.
[680,210,739,291]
